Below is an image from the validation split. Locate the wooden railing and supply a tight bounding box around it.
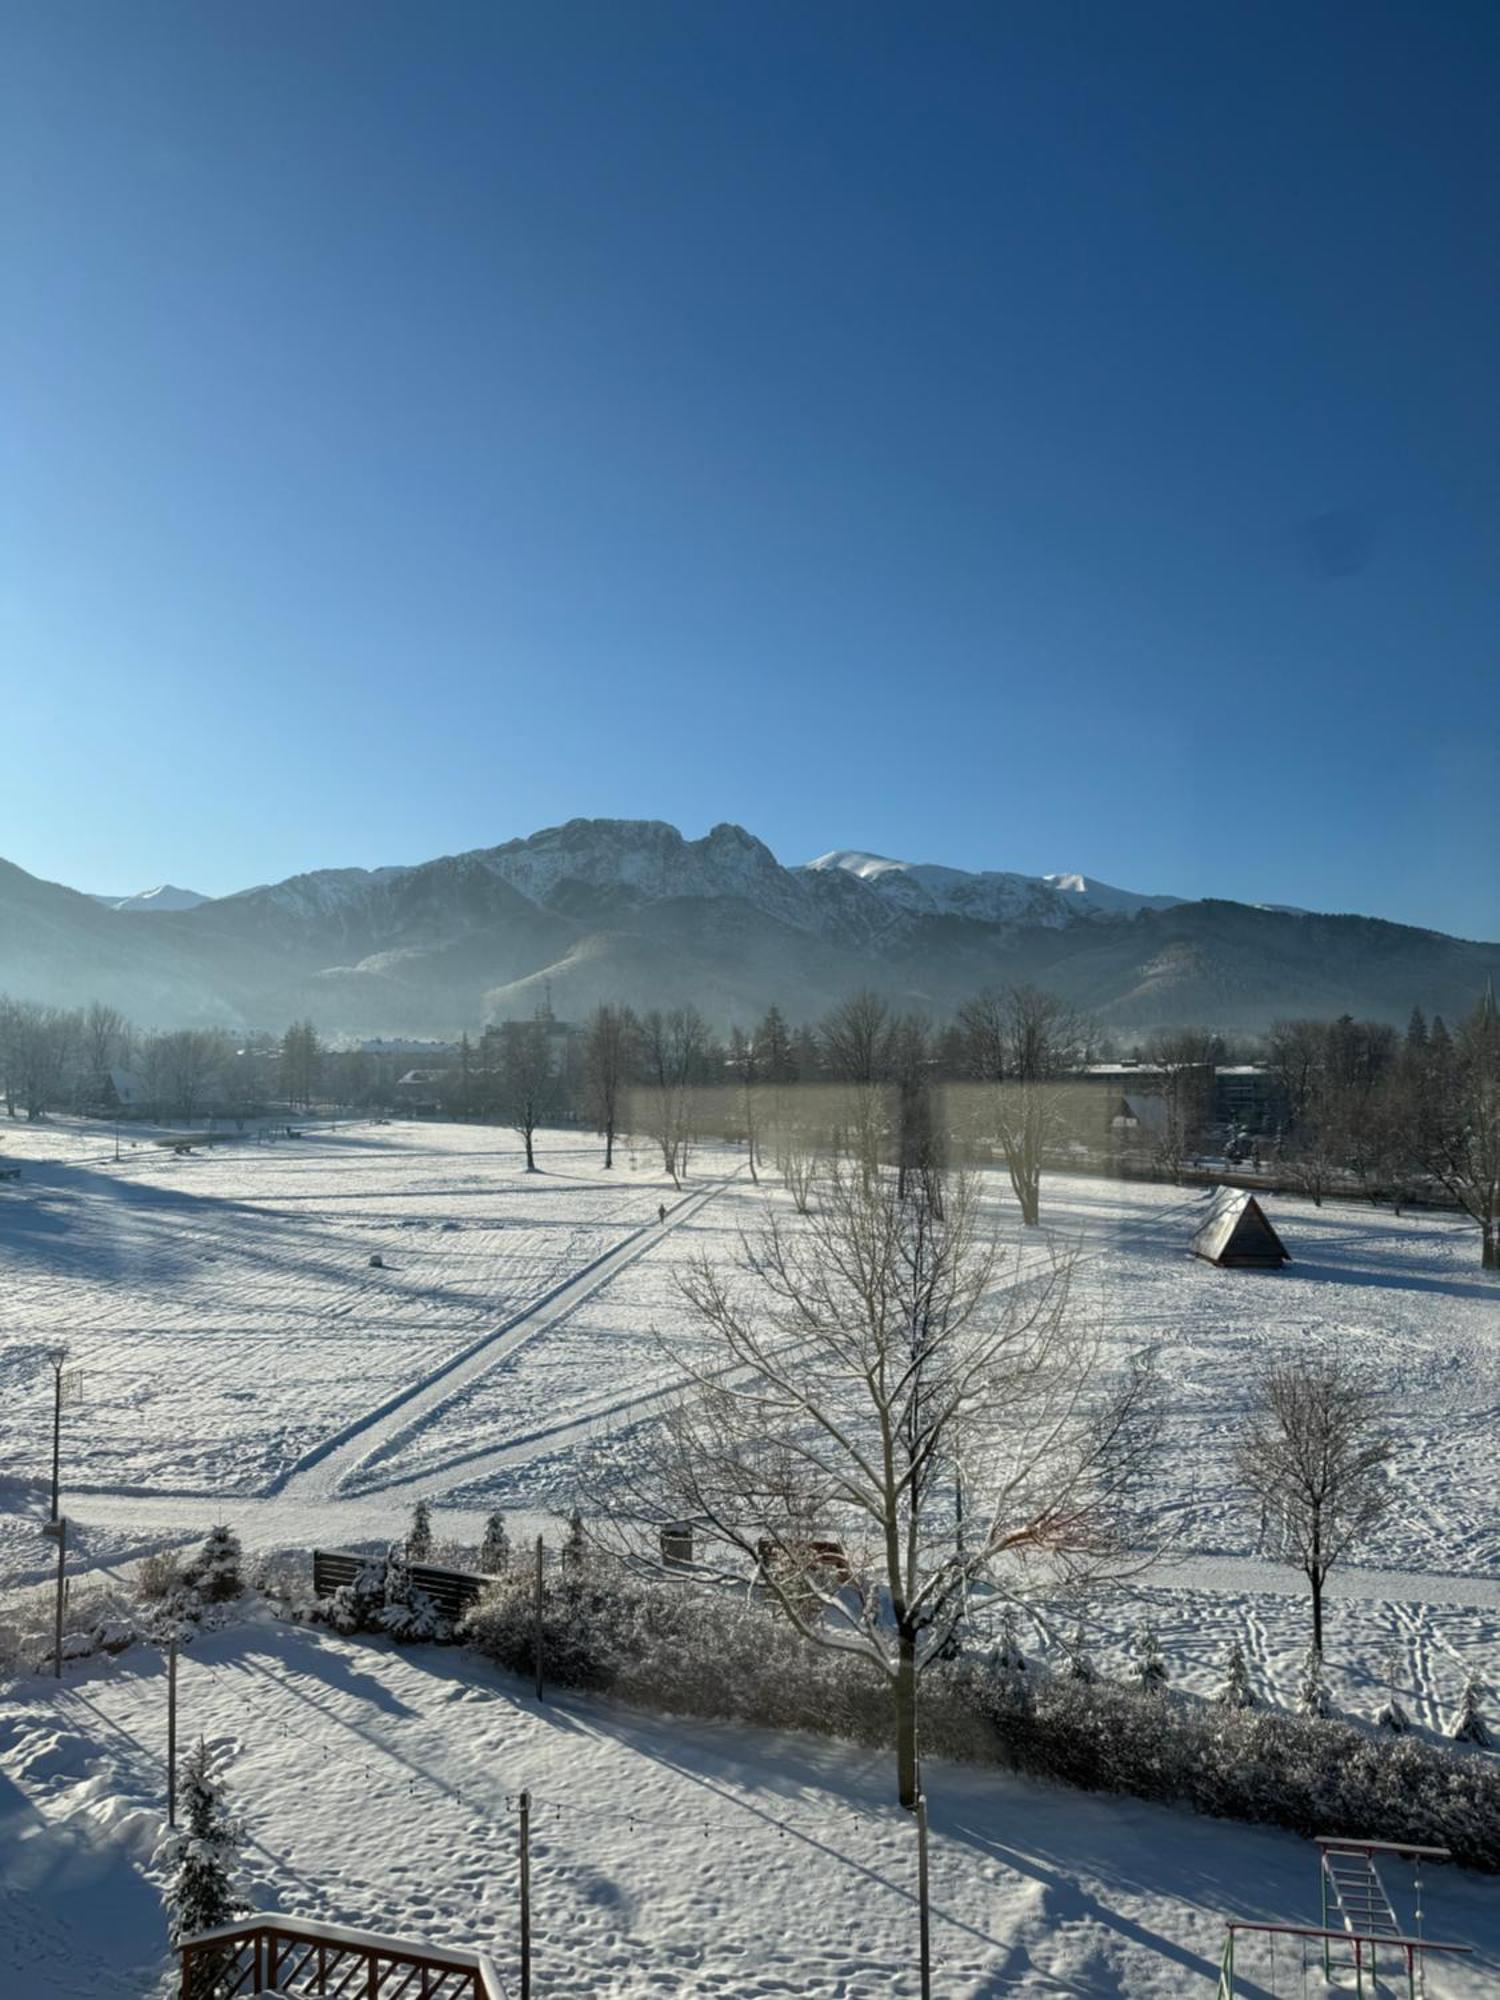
[178,1913,507,1998]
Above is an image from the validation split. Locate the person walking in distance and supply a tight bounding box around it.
[658,1202,667,1225]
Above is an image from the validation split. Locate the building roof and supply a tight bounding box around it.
[1191,1186,1290,1267]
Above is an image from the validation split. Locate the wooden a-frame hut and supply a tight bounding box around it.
[1191,1187,1290,1268]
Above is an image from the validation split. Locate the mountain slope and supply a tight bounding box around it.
[89,885,209,914]
[2,821,1496,1035]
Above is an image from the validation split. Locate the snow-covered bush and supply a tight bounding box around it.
[138,1550,187,1602]
[316,1557,386,1636]
[314,1547,450,1643]
[457,1565,1500,1873]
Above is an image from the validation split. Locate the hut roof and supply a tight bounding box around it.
[1191,1186,1290,1267]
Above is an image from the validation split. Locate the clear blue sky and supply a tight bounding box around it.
[4,2,1497,935]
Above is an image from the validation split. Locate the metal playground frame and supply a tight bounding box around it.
[1215,1836,1472,1997]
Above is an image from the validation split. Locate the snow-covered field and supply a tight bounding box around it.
[4,1616,1498,1999]
[2,1119,1498,1700]
[2,1116,1499,1994]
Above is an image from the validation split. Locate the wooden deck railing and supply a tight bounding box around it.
[178,1912,507,1998]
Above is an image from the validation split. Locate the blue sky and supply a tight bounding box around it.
[4,2,1497,935]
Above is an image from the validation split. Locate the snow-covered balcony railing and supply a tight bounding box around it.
[177,1912,507,1997]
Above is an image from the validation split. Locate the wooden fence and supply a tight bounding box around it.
[312,1550,495,1625]
[179,1913,506,1997]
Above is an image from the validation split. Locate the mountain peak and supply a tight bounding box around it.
[91,884,209,914]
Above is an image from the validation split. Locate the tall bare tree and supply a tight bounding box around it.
[633,1006,712,1186]
[583,1003,635,1170]
[610,1161,1160,1807]
[1236,1354,1393,1654]
[1412,989,1500,1268]
[818,990,894,1168]
[957,985,1090,1225]
[496,1016,557,1172]
[726,1025,761,1182]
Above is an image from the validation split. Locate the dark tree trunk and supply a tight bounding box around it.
[896,1626,919,1810]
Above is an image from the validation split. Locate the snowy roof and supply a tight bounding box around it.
[1191,1187,1290,1266]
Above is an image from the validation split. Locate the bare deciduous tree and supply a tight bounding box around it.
[726,1025,761,1182]
[606,1161,1161,1808]
[583,1003,635,1170]
[957,985,1091,1225]
[1237,1354,1393,1654]
[496,1015,557,1171]
[1413,989,1500,1268]
[633,1006,711,1186]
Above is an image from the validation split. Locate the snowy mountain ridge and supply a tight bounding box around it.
[803,850,1184,926]
[10,817,1497,1036]
[196,822,1189,943]
[89,884,209,914]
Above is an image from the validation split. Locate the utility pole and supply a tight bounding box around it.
[49,1348,67,1523]
[533,1536,545,1702]
[168,1630,179,1826]
[53,1515,67,1679]
[518,1789,532,2000]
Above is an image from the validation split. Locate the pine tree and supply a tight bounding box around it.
[1449,1670,1492,1748]
[1131,1623,1168,1694]
[988,1606,1031,1711]
[406,1499,433,1563]
[1215,1638,1257,1710]
[561,1507,588,1578]
[162,1739,245,1995]
[383,1542,412,1611]
[1065,1625,1096,1683]
[1297,1643,1334,1719]
[1373,1645,1410,1733]
[186,1525,243,1605]
[479,1511,511,1573]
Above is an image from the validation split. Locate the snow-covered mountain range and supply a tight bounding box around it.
[4,818,1496,1035]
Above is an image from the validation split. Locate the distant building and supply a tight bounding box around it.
[1081,1061,1281,1133]
[394,1068,448,1114]
[358,1038,460,1059]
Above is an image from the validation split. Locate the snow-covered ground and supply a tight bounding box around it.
[3,1117,1499,1994]
[3,1615,1498,1999]
[2,1119,1498,1711]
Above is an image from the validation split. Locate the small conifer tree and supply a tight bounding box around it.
[1372,1645,1410,1733]
[1297,1643,1334,1719]
[406,1499,433,1563]
[993,1606,1026,1673]
[561,1507,588,1578]
[163,1739,245,1996]
[1449,1670,1491,1748]
[480,1511,511,1573]
[187,1525,243,1605]
[1065,1626,1096,1684]
[383,1542,412,1612]
[1131,1623,1168,1694]
[1216,1638,1257,1710]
